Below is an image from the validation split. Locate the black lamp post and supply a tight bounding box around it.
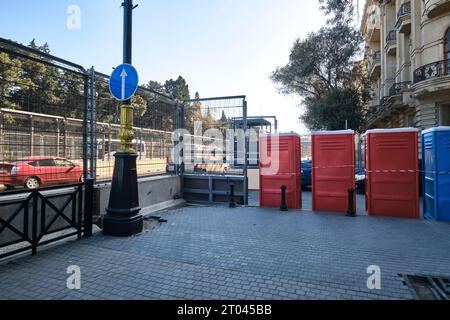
[103,0,143,237]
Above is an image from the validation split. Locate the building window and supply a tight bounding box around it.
[446,28,450,60]
[407,114,415,127]
[441,105,450,126]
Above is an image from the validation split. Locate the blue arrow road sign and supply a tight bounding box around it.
[109,63,139,101]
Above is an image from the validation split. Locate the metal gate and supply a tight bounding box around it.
[174,96,249,205]
[0,37,95,182]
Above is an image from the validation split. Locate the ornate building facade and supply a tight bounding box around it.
[361,0,450,130]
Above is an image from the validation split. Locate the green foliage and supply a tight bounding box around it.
[272,24,363,98]
[319,0,358,25]
[0,52,22,110]
[0,39,86,120]
[141,76,191,131]
[164,76,190,102]
[301,88,365,131]
[271,0,369,132]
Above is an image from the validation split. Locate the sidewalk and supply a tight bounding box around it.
[0,204,449,300]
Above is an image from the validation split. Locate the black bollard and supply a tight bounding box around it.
[346,188,356,217]
[280,185,288,212]
[229,183,236,208]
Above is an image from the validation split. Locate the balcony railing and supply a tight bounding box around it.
[369,52,382,79]
[389,81,412,96]
[386,30,397,42]
[397,1,411,18]
[372,51,381,61]
[413,60,450,83]
[367,105,381,116]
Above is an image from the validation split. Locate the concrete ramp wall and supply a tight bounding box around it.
[95,174,183,217]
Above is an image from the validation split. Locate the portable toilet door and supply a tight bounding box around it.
[311,130,355,213]
[422,127,450,222]
[259,133,302,209]
[422,129,437,220]
[365,128,420,219]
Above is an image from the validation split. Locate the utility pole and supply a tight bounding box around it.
[103,0,143,237]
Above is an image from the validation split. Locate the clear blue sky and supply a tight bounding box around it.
[0,0,330,133]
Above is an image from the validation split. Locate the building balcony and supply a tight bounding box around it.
[369,51,382,80]
[385,30,397,55]
[368,26,381,43]
[413,59,450,98]
[389,81,412,96]
[424,0,450,19]
[366,103,391,128]
[366,82,413,127]
[365,5,382,42]
[396,1,411,34]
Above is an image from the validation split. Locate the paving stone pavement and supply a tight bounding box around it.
[1,203,450,300]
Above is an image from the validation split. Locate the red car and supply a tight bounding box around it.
[0,156,84,190]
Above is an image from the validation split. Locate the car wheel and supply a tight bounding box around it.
[25,177,40,190]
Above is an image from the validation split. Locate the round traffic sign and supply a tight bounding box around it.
[109,63,139,101]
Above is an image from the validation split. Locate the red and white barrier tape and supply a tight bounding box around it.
[310,165,450,175]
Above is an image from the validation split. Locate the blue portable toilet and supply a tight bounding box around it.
[422,127,450,222]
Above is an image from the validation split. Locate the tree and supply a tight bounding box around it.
[272,25,362,98]
[301,88,365,131]
[138,77,191,132]
[271,0,369,132]
[16,40,62,114]
[318,0,357,25]
[0,52,22,110]
[164,76,190,101]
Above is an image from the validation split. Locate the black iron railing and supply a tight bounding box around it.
[414,60,450,83]
[366,104,388,125]
[372,51,381,61]
[397,1,411,19]
[368,105,381,116]
[370,52,382,75]
[386,30,397,42]
[380,96,390,105]
[0,179,94,259]
[389,81,412,96]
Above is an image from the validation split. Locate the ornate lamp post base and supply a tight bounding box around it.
[103,0,143,237]
[103,152,143,237]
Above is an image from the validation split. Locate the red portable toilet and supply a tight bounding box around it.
[365,128,419,219]
[259,133,302,209]
[311,130,355,213]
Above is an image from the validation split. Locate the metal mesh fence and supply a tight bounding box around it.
[0,38,177,191]
[180,96,247,175]
[0,38,251,195]
[0,39,88,191]
[93,73,175,182]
